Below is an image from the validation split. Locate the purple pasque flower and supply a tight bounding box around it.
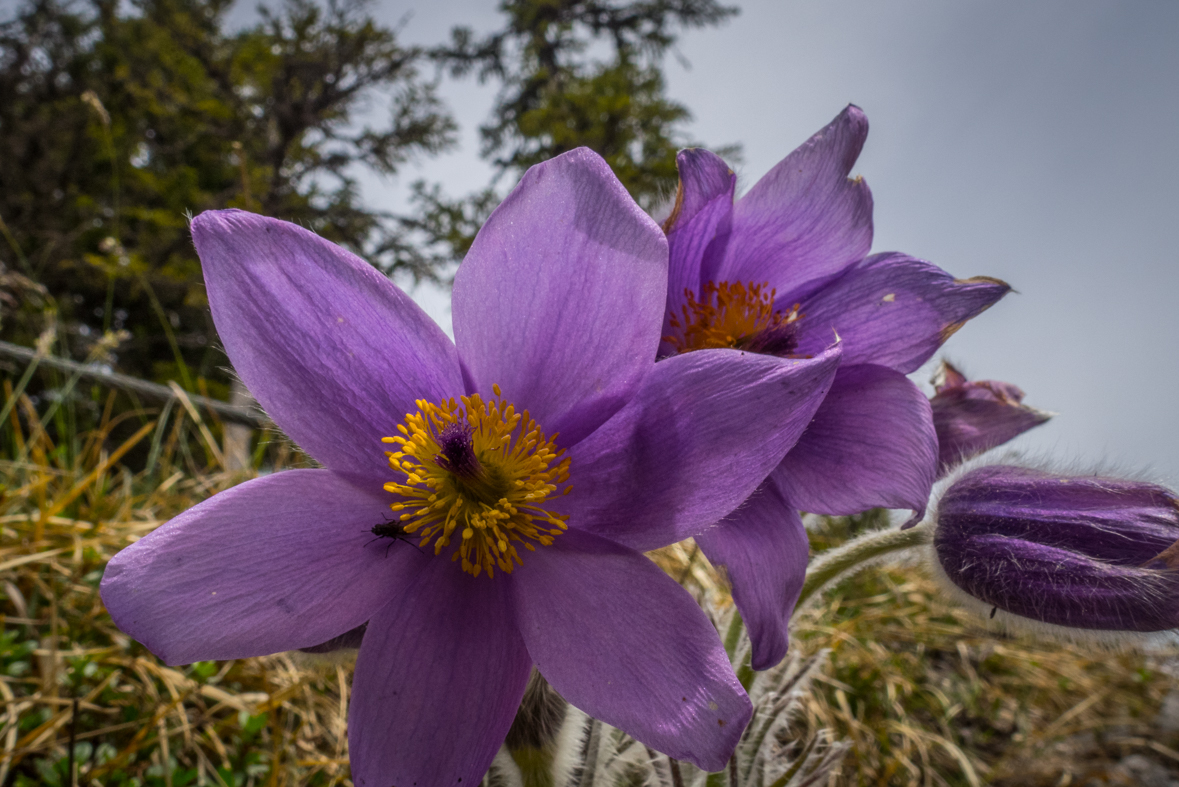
[932,465,1179,634]
[660,106,1010,670]
[99,149,843,781]
[930,361,1052,478]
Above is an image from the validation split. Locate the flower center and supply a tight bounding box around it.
[382,385,571,578]
[665,281,803,355]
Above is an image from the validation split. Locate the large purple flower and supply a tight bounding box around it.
[660,106,1010,669]
[99,149,842,781]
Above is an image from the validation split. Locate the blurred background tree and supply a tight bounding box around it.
[412,0,739,263]
[0,0,455,391]
[0,0,738,451]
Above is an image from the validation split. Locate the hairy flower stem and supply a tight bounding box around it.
[510,748,555,787]
[720,610,758,691]
[506,671,566,787]
[669,757,685,787]
[719,523,932,694]
[795,521,933,610]
[704,756,738,787]
[722,609,745,659]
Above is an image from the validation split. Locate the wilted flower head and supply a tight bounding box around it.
[932,465,1179,635]
[660,106,1009,669]
[100,148,843,781]
[930,361,1052,477]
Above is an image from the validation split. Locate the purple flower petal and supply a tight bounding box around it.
[773,365,937,515]
[667,148,736,232]
[192,210,463,482]
[695,483,808,670]
[100,470,421,665]
[788,252,1011,374]
[512,528,751,771]
[712,105,873,291]
[661,149,737,358]
[349,561,532,787]
[452,148,668,446]
[931,361,1052,477]
[565,345,841,551]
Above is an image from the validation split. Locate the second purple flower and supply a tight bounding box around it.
[660,106,1011,669]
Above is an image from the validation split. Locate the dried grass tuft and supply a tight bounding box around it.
[4,390,1178,787]
[0,390,346,786]
[793,515,1179,787]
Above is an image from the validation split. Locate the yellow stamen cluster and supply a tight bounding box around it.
[382,384,571,578]
[665,281,802,353]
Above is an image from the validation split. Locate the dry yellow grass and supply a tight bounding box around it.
[793,516,1179,787]
[3,388,1178,786]
[0,388,354,786]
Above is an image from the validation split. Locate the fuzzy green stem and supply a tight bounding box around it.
[510,747,554,787]
[720,609,758,690]
[722,609,744,658]
[795,521,933,610]
[735,661,755,692]
[668,758,685,787]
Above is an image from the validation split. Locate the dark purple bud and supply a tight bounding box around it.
[933,465,1179,632]
[930,361,1051,478]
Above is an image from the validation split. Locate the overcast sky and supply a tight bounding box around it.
[360,0,1179,484]
[8,0,1169,482]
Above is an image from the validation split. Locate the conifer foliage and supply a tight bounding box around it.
[0,0,454,382]
[410,0,739,265]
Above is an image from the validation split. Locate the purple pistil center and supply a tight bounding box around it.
[435,422,483,479]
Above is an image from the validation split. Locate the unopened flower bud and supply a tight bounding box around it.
[930,362,1051,477]
[932,465,1179,634]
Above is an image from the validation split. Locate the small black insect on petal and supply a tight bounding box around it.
[368,519,420,557]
